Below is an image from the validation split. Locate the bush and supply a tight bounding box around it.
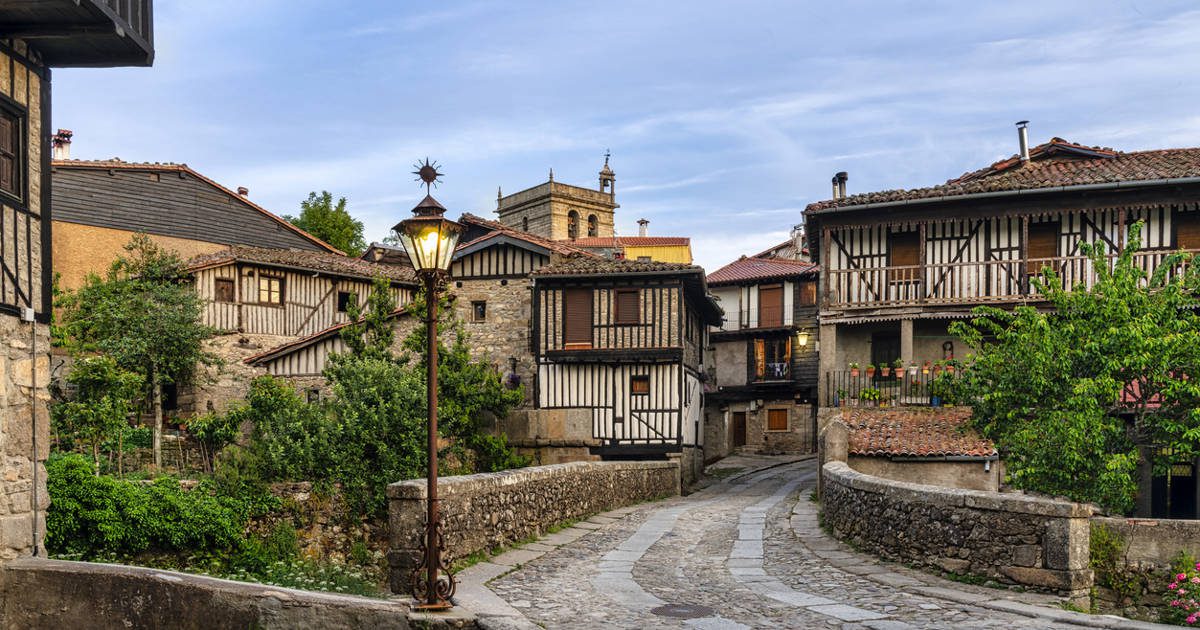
[46,453,245,557]
[186,411,241,473]
[1162,554,1200,625]
[240,376,332,481]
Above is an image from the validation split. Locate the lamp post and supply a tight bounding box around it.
[394,159,463,610]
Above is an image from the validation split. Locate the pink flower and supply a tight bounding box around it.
[1181,573,1189,581]
[1173,600,1183,607]
[1181,589,1189,596]
[1192,577,1200,584]
[1195,561,1200,571]
[1172,583,1180,590]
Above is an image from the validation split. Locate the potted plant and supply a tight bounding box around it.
[849,362,860,377]
[880,362,891,377]
[835,388,848,407]
[893,358,905,379]
[865,364,877,378]
[908,361,919,378]
[922,360,931,375]
[859,387,881,407]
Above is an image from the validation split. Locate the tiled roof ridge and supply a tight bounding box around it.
[806,140,1200,213]
[706,255,818,285]
[457,213,598,257]
[53,159,343,254]
[567,236,691,247]
[187,244,416,283]
[842,408,995,458]
[531,252,703,276]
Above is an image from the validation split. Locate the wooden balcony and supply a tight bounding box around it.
[825,249,1196,310]
[0,0,154,67]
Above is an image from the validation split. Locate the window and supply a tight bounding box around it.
[0,106,21,199]
[1177,210,1200,250]
[472,300,487,322]
[563,288,593,347]
[753,337,791,381]
[614,289,639,324]
[337,291,356,312]
[567,210,580,240]
[630,375,650,395]
[1027,222,1060,274]
[258,274,284,305]
[306,388,321,404]
[889,232,920,283]
[798,280,817,306]
[587,214,599,237]
[636,255,651,262]
[767,409,788,431]
[758,284,783,327]
[214,278,235,303]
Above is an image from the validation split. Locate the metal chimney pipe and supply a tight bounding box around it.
[831,175,840,200]
[1016,121,1030,162]
[836,172,848,199]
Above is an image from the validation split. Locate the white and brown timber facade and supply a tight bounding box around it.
[0,0,154,561]
[703,256,820,458]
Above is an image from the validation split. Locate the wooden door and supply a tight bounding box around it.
[732,412,747,447]
[1027,222,1060,274]
[563,288,593,348]
[758,284,783,327]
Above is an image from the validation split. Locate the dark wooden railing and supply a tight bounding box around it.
[825,249,1195,309]
[824,368,949,407]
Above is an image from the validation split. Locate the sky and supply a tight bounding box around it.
[52,1,1200,271]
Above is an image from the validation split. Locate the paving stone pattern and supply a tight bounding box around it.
[478,459,1162,629]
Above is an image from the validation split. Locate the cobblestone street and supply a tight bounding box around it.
[463,458,1159,629]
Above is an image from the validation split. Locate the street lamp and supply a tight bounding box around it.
[394,159,463,611]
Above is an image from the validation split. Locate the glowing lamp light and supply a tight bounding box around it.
[393,196,463,274]
[796,330,810,348]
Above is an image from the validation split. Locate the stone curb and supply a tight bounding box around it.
[792,493,1178,629]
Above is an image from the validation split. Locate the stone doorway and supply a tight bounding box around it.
[732,412,747,448]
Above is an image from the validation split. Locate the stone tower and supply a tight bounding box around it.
[496,158,619,241]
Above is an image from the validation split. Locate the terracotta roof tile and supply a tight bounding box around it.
[806,138,1200,213]
[843,408,995,458]
[568,236,690,247]
[457,213,597,257]
[530,253,703,277]
[707,256,817,286]
[188,245,417,284]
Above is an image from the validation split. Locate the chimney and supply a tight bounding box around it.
[237,186,249,197]
[835,172,848,199]
[51,129,73,160]
[831,175,840,200]
[1016,120,1030,162]
[637,218,649,237]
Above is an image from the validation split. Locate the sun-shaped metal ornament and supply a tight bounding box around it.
[412,158,443,195]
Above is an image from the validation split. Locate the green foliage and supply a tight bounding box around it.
[285,191,366,256]
[339,275,397,360]
[1090,522,1141,601]
[186,411,241,473]
[950,224,1200,513]
[240,376,332,481]
[50,355,143,473]
[857,387,881,402]
[56,235,217,467]
[207,445,278,519]
[46,454,245,557]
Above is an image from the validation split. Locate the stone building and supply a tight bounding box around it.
[0,0,155,560]
[496,161,618,241]
[703,255,819,460]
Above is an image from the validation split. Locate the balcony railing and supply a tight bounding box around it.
[824,249,1194,309]
[824,369,945,407]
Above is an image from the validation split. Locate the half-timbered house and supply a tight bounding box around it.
[703,256,819,458]
[530,255,722,480]
[0,0,155,560]
[804,128,1200,517]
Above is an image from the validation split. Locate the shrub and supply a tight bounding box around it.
[186,411,241,473]
[240,376,332,481]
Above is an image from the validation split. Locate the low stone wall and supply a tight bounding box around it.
[1093,516,1200,571]
[821,461,1093,597]
[1089,516,1200,616]
[387,460,678,593]
[0,558,470,630]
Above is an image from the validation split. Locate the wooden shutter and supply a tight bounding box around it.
[214,278,235,303]
[1177,211,1200,250]
[889,232,920,283]
[798,280,817,306]
[758,284,783,327]
[614,289,640,324]
[0,112,15,196]
[563,288,593,347]
[767,409,788,431]
[1027,222,1060,274]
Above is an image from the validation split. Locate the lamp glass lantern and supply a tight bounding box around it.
[796,330,810,348]
[393,199,463,273]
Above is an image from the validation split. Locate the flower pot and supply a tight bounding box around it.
[931,396,942,407]
[881,367,891,377]
[850,368,860,377]
[866,367,876,377]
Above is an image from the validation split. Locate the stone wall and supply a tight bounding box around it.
[450,279,535,406]
[0,317,49,562]
[821,461,1093,597]
[387,460,678,593]
[1089,516,1200,616]
[0,558,468,630]
[847,456,1001,492]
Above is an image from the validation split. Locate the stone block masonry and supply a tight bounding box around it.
[387,460,678,594]
[0,317,49,562]
[821,460,1094,597]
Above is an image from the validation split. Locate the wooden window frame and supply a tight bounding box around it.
[471,300,487,322]
[614,288,640,325]
[888,231,921,285]
[766,408,789,432]
[757,283,784,328]
[258,273,285,306]
[798,280,817,307]
[630,374,650,395]
[562,288,593,349]
[753,337,791,381]
[0,99,26,204]
[214,278,235,303]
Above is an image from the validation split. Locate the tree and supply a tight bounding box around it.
[339,275,397,360]
[50,356,143,475]
[285,191,367,256]
[57,235,215,469]
[951,223,1200,513]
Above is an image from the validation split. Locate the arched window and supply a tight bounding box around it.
[587,214,598,237]
[567,210,579,239]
